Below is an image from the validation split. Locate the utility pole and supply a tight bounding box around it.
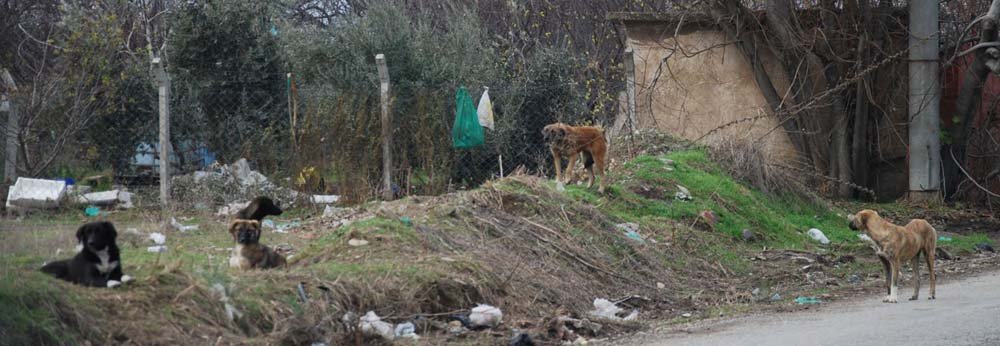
[376,54,393,200]
[907,0,942,203]
[152,57,171,210]
[1,68,17,185]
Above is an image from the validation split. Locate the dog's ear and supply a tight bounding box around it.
[240,200,261,219]
[75,224,90,243]
[228,221,241,237]
[102,222,118,239]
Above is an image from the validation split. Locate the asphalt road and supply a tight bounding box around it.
[620,271,1000,346]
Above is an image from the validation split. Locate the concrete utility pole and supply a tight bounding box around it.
[908,0,942,202]
[152,57,171,210]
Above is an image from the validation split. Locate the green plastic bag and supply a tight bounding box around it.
[452,87,484,149]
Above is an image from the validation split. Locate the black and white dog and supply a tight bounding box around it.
[40,221,132,288]
[236,196,283,223]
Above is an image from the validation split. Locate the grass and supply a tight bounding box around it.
[1,145,994,344]
[939,232,993,253]
[564,149,855,251]
[0,272,91,345]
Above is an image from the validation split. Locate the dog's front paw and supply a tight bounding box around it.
[928,295,936,300]
[909,295,918,301]
[121,275,133,283]
[107,280,122,288]
[883,296,898,303]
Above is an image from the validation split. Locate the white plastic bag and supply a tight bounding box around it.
[477,87,495,130]
[469,304,503,328]
[807,228,830,245]
[359,311,395,340]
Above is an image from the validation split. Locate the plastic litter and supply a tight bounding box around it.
[147,245,168,253]
[170,218,199,232]
[674,184,693,201]
[211,283,242,321]
[149,232,166,245]
[938,236,953,242]
[588,298,637,321]
[624,230,644,243]
[84,206,100,217]
[794,296,822,305]
[847,274,862,284]
[6,178,67,210]
[359,311,395,340]
[615,223,640,233]
[770,293,782,301]
[399,216,412,226]
[681,313,692,318]
[264,220,300,233]
[976,243,996,253]
[807,228,830,245]
[477,87,495,130]
[394,322,418,339]
[77,190,122,206]
[469,304,503,328]
[311,195,340,204]
[452,86,484,149]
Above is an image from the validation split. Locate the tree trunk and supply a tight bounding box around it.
[944,0,1000,200]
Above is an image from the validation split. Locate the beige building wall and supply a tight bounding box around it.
[626,25,799,162]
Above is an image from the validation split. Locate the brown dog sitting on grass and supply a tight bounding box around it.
[542,123,608,193]
[229,219,286,270]
[849,209,937,303]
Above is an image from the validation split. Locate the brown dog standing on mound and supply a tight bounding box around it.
[849,209,937,303]
[229,219,286,270]
[542,122,608,193]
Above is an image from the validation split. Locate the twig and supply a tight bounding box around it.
[950,147,1000,198]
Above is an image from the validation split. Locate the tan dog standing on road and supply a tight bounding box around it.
[849,209,937,303]
[542,123,608,193]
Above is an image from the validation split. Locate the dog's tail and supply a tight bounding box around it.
[40,260,70,279]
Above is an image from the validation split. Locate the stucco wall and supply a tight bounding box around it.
[626,24,798,162]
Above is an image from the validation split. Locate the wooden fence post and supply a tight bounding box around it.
[376,54,393,200]
[1,68,18,184]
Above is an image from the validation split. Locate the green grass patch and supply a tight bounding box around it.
[0,271,91,345]
[572,149,855,250]
[939,233,993,253]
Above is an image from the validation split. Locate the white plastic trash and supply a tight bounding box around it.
[311,195,340,204]
[469,304,503,328]
[394,322,418,339]
[807,228,830,245]
[149,232,166,245]
[147,245,168,253]
[589,298,623,320]
[477,87,495,130]
[6,178,67,209]
[359,311,395,340]
[170,218,199,232]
